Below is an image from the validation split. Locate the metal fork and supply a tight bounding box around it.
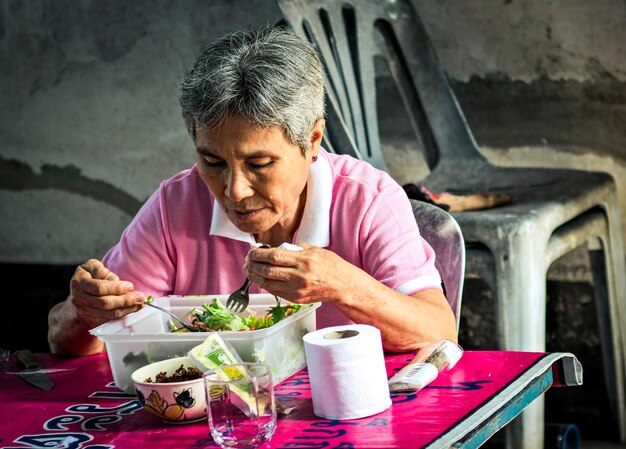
[226,244,270,312]
[226,278,253,313]
[144,301,201,332]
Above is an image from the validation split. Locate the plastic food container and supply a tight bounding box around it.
[90,294,320,394]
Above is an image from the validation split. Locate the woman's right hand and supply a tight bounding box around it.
[48,259,145,355]
[69,259,146,329]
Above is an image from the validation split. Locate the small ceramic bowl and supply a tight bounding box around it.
[131,356,206,423]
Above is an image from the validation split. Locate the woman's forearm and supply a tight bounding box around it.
[48,298,105,356]
[331,272,457,352]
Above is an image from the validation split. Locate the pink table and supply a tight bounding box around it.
[0,351,581,448]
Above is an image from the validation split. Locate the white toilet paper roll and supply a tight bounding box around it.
[303,324,391,420]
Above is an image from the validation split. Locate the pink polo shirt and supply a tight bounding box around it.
[102,148,442,328]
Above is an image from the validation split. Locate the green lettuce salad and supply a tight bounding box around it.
[146,296,305,332]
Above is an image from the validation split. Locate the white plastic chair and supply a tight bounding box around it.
[410,199,464,332]
[278,0,626,447]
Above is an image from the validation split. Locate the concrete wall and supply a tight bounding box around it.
[1,0,625,268]
[0,0,282,263]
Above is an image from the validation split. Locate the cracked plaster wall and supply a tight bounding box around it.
[0,0,281,263]
[1,0,625,270]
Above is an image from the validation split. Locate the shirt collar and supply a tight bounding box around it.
[209,149,332,247]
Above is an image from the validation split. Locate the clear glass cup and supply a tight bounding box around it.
[204,363,277,449]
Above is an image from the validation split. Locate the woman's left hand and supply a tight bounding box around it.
[245,242,458,352]
[244,242,358,304]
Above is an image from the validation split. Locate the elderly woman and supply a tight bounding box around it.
[48,27,457,356]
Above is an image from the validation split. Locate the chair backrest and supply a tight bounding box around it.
[409,199,465,330]
[279,0,467,328]
[278,0,488,173]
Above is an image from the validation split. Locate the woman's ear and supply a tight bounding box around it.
[309,119,325,156]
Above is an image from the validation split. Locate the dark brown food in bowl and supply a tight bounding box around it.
[144,364,202,383]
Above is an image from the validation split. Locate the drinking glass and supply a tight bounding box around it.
[204,363,276,449]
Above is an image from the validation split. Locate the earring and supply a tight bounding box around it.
[312,155,318,163]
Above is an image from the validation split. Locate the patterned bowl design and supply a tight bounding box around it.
[131,356,206,423]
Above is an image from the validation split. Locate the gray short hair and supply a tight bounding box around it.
[179,26,325,154]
